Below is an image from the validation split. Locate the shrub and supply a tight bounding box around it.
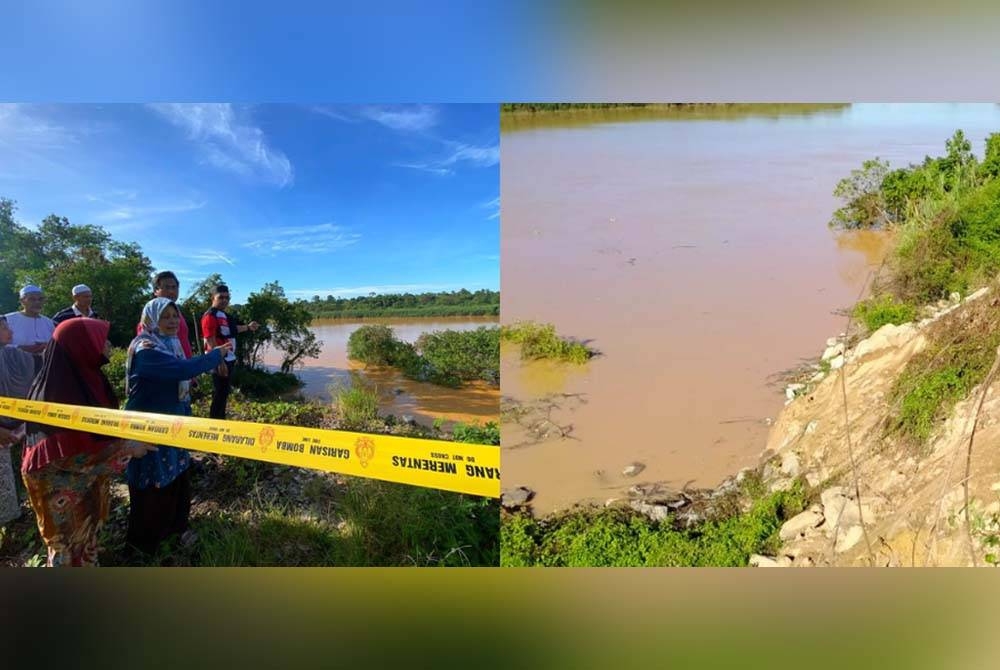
[500,321,594,363]
[415,326,500,387]
[853,295,918,332]
[451,421,500,446]
[333,379,380,430]
[102,347,129,404]
[347,325,403,365]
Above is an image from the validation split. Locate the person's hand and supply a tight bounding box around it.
[0,426,15,448]
[123,440,158,459]
[213,342,232,356]
[247,321,260,332]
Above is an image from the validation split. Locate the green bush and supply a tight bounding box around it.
[102,347,129,404]
[347,324,500,389]
[451,421,500,446]
[416,326,500,387]
[347,325,403,365]
[853,295,918,332]
[500,321,595,364]
[223,397,329,428]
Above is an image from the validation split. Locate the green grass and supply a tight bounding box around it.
[853,295,918,332]
[451,421,500,446]
[887,298,1000,445]
[333,380,380,430]
[501,480,806,567]
[500,321,595,364]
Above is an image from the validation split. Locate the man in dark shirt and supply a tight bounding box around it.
[200,284,258,420]
[51,284,99,325]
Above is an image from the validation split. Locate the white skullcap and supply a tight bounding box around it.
[19,285,42,298]
[72,284,92,296]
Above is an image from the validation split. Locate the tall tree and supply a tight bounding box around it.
[2,203,154,345]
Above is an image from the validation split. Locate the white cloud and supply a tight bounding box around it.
[148,104,293,188]
[189,251,236,266]
[394,141,499,176]
[481,196,500,220]
[359,105,439,132]
[441,141,500,167]
[242,222,361,255]
[0,104,78,149]
[91,199,205,222]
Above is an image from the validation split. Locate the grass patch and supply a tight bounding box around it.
[853,295,918,332]
[501,480,806,567]
[500,321,595,364]
[886,293,1000,445]
[451,421,500,446]
[333,378,380,430]
[338,479,498,566]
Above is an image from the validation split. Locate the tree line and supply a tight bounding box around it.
[0,198,318,374]
[305,289,499,319]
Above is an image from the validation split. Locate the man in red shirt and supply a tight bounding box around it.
[201,284,258,419]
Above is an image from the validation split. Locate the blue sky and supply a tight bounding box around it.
[0,103,499,302]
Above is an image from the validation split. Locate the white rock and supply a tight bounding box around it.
[949,291,962,303]
[822,343,844,361]
[835,525,864,553]
[809,372,825,383]
[779,509,824,541]
[826,336,839,348]
[780,451,801,478]
[749,554,781,568]
[629,501,670,523]
[622,462,645,477]
[785,383,805,400]
[769,477,794,493]
[805,420,819,434]
[828,354,845,370]
[966,287,990,302]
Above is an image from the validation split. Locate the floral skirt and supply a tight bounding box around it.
[22,444,129,567]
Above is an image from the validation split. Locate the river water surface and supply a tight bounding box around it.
[263,316,500,428]
[501,103,1000,512]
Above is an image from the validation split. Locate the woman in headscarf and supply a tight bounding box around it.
[1,314,37,525]
[124,297,230,553]
[20,317,155,566]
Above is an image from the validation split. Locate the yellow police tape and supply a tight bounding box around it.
[0,396,500,498]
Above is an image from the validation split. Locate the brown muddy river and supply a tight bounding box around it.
[501,103,1000,513]
[262,317,499,428]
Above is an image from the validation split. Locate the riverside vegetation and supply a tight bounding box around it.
[0,200,499,566]
[835,130,1000,450]
[347,323,501,388]
[501,129,1000,567]
[1,349,500,567]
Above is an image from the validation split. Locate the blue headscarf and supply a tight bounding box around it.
[126,297,189,401]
